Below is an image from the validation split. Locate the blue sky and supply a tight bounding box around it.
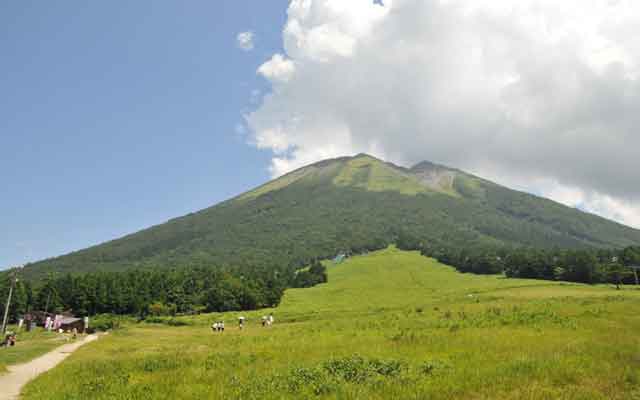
[3,1,640,269]
[1,1,289,269]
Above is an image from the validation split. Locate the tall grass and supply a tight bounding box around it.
[0,328,63,374]
[22,248,640,399]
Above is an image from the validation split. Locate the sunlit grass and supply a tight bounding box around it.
[0,328,64,374]
[333,155,429,196]
[22,247,640,399]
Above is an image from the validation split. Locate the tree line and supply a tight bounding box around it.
[398,237,640,286]
[3,237,638,323]
[0,262,325,323]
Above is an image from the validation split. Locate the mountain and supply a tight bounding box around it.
[21,154,640,280]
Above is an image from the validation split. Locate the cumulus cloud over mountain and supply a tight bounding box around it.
[247,0,640,227]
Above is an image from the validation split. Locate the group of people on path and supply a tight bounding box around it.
[211,314,274,333]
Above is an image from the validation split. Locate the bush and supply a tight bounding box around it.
[419,359,450,376]
[147,302,176,317]
[286,367,326,392]
[323,355,406,383]
[323,355,373,383]
[142,317,190,326]
[167,319,189,326]
[369,359,405,377]
[90,314,124,331]
[293,261,328,288]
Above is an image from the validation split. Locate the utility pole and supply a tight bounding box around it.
[1,267,20,336]
[44,290,52,315]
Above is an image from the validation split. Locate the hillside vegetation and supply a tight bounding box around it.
[22,248,640,400]
[21,154,640,281]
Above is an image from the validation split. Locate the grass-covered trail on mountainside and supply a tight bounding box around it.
[22,248,640,399]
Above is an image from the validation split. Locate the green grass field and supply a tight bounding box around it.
[22,247,640,399]
[0,328,65,374]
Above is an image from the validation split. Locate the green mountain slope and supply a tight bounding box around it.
[278,246,561,316]
[22,154,640,280]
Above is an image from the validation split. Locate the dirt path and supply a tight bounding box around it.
[0,334,98,400]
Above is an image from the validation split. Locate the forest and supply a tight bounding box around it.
[412,240,640,286]
[0,262,329,323]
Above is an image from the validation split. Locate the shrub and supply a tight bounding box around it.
[323,355,406,383]
[167,319,189,326]
[323,355,373,383]
[419,359,450,376]
[90,314,123,331]
[286,367,325,392]
[143,317,190,326]
[369,359,406,377]
[147,302,176,317]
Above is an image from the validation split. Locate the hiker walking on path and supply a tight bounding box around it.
[268,314,274,327]
[238,316,245,330]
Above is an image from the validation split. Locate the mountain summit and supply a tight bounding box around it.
[23,154,640,279]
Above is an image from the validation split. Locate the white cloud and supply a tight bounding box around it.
[236,31,255,51]
[257,54,296,83]
[475,168,640,229]
[248,0,640,228]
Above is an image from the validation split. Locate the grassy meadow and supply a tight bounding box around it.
[0,328,66,374]
[22,247,640,399]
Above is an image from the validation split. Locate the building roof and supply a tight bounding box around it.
[59,317,82,325]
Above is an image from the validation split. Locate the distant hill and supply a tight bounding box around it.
[22,154,640,280]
